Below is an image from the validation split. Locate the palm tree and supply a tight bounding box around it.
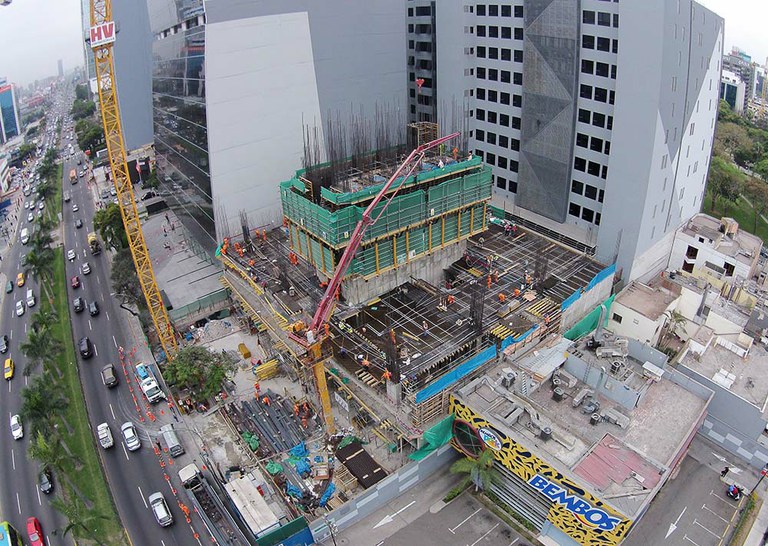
[20,374,68,436]
[450,448,497,492]
[31,229,54,252]
[661,309,687,348]
[52,494,109,546]
[27,432,75,476]
[20,328,62,375]
[31,309,58,333]
[23,248,55,302]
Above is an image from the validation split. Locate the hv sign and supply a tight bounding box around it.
[90,21,116,47]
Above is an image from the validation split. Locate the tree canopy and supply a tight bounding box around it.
[110,248,143,306]
[94,203,127,251]
[162,346,237,401]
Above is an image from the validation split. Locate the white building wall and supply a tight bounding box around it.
[607,303,661,345]
[669,231,752,281]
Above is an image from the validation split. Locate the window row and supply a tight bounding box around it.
[476,129,521,151]
[577,109,614,130]
[569,203,602,225]
[582,35,619,54]
[477,67,522,85]
[575,133,611,155]
[408,6,431,17]
[408,24,433,33]
[476,108,520,128]
[476,88,522,108]
[579,84,615,105]
[476,5,524,18]
[574,156,609,179]
[583,11,619,28]
[581,60,617,79]
[496,175,519,193]
[477,47,523,62]
[475,149,519,173]
[476,26,524,40]
[571,180,605,203]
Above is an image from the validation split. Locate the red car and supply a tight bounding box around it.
[71,275,80,289]
[27,516,44,546]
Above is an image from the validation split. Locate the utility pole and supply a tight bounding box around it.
[322,514,339,546]
[750,464,768,496]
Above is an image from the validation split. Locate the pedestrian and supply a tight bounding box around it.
[164,212,169,223]
[721,466,730,478]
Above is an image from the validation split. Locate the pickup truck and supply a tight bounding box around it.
[136,363,166,403]
[97,423,114,449]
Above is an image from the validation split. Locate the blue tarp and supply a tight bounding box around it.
[560,288,582,312]
[415,345,496,403]
[290,442,308,458]
[286,483,303,499]
[294,459,311,476]
[319,483,336,507]
[586,264,616,292]
[500,325,538,350]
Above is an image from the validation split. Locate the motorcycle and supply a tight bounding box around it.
[727,484,743,501]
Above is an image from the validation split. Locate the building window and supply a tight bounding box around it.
[488,68,498,80]
[514,50,523,62]
[502,48,511,61]
[510,160,519,172]
[489,26,499,38]
[592,112,605,127]
[511,116,520,129]
[612,39,619,54]
[476,129,485,142]
[496,176,506,189]
[477,26,486,37]
[502,26,511,39]
[501,71,511,83]
[509,180,518,193]
[514,28,523,40]
[500,92,510,105]
[582,60,594,74]
[477,88,486,100]
[476,109,485,121]
[576,133,589,148]
[613,14,619,27]
[580,85,593,99]
[500,114,510,126]
[498,156,508,169]
[578,109,591,123]
[598,189,604,203]
[582,208,594,222]
[489,5,498,16]
[572,180,584,195]
[501,5,511,17]
[588,161,601,177]
[499,135,509,147]
[597,12,611,26]
[686,245,699,260]
[595,212,601,225]
[513,94,522,107]
[514,6,523,17]
[594,87,608,102]
[510,139,520,151]
[583,11,596,24]
[488,47,499,60]
[597,37,610,52]
[569,203,582,217]
[477,67,486,79]
[487,152,496,165]
[590,137,603,152]
[574,157,586,172]
[595,62,610,77]
[487,132,496,145]
[488,90,498,102]
[488,111,497,124]
[583,35,595,49]
[612,313,623,324]
[585,185,597,200]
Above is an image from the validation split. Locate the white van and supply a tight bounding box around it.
[25,289,35,308]
[20,228,29,245]
[159,424,184,457]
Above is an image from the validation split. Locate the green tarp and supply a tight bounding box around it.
[564,295,615,341]
[409,414,455,461]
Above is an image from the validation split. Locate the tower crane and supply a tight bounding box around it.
[289,132,460,434]
[88,0,178,360]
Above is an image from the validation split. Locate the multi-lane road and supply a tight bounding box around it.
[0,103,207,544]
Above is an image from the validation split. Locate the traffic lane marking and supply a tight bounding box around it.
[449,507,482,534]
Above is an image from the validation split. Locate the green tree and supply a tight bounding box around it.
[707,156,744,214]
[23,248,55,302]
[93,203,127,250]
[660,310,687,349]
[75,84,89,101]
[163,346,238,400]
[743,177,768,232]
[754,158,768,182]
[70,99,96,120]
[449,448,497,492]
[20,374,68,436]
[20,327,62,376]
[27,433,76,475]
[30,309,58,334]
[52,494,109,546]
[17,143,36,162]
[111,248,143,306]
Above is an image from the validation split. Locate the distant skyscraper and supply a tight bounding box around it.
[0,83,21,143]
[57,59,64,78]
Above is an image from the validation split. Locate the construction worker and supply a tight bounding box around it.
[254,382,261,397]
[301,417,308,429]
[487,275,492,289]
[498,293,506,303]
[262,229,267,241]
[382,370,392,382]
[513,288,521,298]
[294,403,300,416]
[447,294,455,306]
[324,324,330,337]
[262,395,271,406]
[544,314,551,325]
[361,357,371,370]
[422,320,430,337]
[452,147,459,161]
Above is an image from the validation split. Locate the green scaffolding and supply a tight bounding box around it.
[283,163,492,278]
[563,295,616,340]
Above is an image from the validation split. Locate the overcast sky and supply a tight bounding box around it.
[0,0,83,86]
[0,0,763,87]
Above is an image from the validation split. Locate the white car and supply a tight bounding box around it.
[121,422,141,451]
[67,249,76,261]
[72,204,79,212]
[38,202,44,210]
[23,202,29,210]
[82,262,91,275]
[10,415,22,440]
[15,301,24,317]
[27,213,33,223]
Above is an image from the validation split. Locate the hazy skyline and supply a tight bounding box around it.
[0,0,764,88]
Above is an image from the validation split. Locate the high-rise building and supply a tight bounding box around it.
[723,46,756,108]
[406,0,723,284]
[721,70,747,114]
[57,59,64,78]
[0,82,21,143]
[146,0,407,251]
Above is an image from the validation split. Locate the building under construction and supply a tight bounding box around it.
[280,122,492,305]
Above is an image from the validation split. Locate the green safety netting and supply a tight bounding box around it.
[409,414,455,461]
[564,295,616,341]
[241,431,260,451]
[337,435,365,450]
[265,461,284,475]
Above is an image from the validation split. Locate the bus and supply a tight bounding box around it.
[0,521,23,545]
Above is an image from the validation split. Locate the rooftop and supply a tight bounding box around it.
[680,214,762,267]
[614,281,680,320]
[457,336,708,519]
[679,342,768,411]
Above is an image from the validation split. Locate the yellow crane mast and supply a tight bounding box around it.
[88,0,178,360]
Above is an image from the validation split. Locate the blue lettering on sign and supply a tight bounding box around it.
[528,475,621,532]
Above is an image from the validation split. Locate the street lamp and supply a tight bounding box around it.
[322,515,338,546]
[750,464,768,496]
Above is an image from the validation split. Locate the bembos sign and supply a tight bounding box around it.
[528,474,621,532]
[90,21,116,47]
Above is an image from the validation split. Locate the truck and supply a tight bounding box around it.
[87,232,101,255]
[178,464,250,544]
[97,423,114,449]
[135,363,166,403]
[69,168,76,183]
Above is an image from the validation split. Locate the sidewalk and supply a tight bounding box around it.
[745,498,768,546]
